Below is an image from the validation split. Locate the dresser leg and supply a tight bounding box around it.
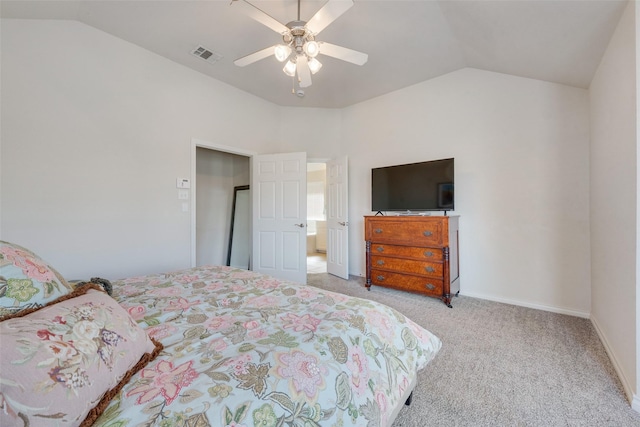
[365,240,372,291]
[404,391,413,406]
[443,294,453,308]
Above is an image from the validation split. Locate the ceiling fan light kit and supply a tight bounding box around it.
[308,57,322,74]
[283,59,297,77]
[232,0,368,91]
[274,45,292,62]
[304,40,319,58]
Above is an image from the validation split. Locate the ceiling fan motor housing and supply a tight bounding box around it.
[285,21,315,56]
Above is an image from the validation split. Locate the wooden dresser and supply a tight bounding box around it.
[364,215,460,307]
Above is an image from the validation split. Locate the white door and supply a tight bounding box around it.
[252,152,307,284]
[326,156,349,279]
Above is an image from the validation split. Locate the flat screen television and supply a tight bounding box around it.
[371,158,454,213]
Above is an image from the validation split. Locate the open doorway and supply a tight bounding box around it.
[195,148,250,267]
[307,162,327,274]
[192,141,253,268]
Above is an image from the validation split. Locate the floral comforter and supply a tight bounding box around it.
[95,266,441,427]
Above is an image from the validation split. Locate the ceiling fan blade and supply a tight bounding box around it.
[232,0,289,34]
[319,42,368,66]
[234,45,276,67]
[306,0,354,35]
[297,56,312,88]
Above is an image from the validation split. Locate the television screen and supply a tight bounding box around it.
[371,158,454,212]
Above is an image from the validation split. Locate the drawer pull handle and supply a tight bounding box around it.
[425,266,435,273]
[424,251,434,257]
[374,228,383,234]
[376,246,384,252]
[425,283,436,291]
[423,231,433,237]
[377,275,385,281]
[376,260,385,266]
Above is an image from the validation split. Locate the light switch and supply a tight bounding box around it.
[176,178,191,189]
[178,190,189,200]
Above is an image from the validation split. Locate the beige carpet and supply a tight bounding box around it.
[307,273,640,427]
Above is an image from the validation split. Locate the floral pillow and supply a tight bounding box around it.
[0,240,73,318]
[0,284,163,427]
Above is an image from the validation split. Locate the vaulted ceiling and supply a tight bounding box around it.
[1,0,629,108]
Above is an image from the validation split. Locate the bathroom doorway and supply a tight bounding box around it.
[307,163,327,274]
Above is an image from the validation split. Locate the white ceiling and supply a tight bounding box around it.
[1,0,629,108]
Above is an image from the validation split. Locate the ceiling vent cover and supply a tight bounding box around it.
[191,46,223,64]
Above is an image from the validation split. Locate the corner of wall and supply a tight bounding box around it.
[592,314,637,409]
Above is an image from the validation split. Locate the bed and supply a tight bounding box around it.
[0,241,441,427]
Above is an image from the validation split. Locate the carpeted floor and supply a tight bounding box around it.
[307,273,640,427]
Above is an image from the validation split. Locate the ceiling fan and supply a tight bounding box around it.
[232,0,368,89]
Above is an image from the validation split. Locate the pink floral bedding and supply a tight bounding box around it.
[95,265,441,427]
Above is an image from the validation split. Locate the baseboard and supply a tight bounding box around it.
[632,394,640,413]
[460,291,590,318]
[590,315,636,411]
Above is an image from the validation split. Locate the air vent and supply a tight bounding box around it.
[191,45,223,64]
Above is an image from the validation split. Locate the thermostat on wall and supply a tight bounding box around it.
[176,178,191,189]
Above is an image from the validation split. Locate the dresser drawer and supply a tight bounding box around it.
[366,219,444,246]
[370,255,443,277]
[370,269,444,296]
[370,244,443,261]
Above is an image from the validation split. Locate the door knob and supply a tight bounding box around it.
[294,223,306,228]
[339,221,349,226]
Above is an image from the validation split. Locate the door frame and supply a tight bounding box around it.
[190,138,257,267]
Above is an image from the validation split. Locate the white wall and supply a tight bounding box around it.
[0,19,280,280]
[590,0,638,404]
[278,107,342,160]
[341,68,592,316]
